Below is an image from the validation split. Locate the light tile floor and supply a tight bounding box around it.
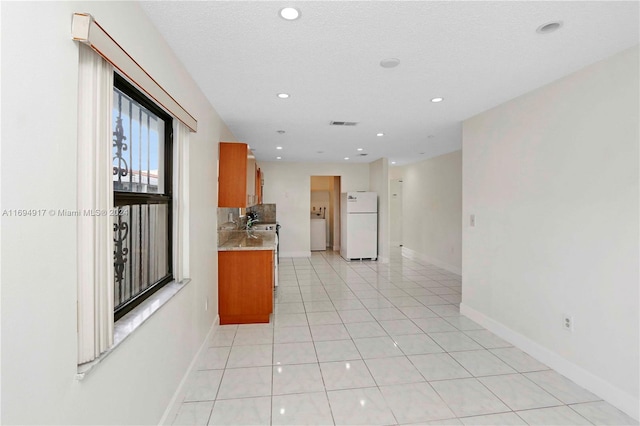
[171,250,638,426]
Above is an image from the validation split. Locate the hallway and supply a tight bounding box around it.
[170,250,637,425]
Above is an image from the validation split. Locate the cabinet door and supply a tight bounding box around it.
[218,250,273,324]
[218,142,247,207]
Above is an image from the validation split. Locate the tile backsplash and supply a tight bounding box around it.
[247,203,277,223]
[217,207,241,228]
[217,205,277,246]
[217,207,241,246]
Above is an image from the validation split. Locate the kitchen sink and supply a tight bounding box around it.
[238,235,264,247]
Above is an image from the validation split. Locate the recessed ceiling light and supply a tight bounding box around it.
[279,7,300,20]
[431,97,444,103]
[391,161,396,165]
[276,146,283,150]
[357,148,363,151]
[376,133,384,137]
[536,21,563,34]
[380,58,400,68]
[344,157,350,160]
[276,156,282,160]
[277,93,290,99]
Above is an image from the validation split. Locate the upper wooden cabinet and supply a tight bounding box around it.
[246,151,257,206]
[219,142,259,207]
[256,167,263,205]
[218,142,247,207]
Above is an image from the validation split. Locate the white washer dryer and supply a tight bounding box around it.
[310,218,326,251]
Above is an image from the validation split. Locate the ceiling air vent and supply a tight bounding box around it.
[330,121,358,126]
[359,153,368,157]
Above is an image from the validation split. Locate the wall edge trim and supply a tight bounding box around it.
[401,246,462,276]
[460,303,639,421]
[159,316,220,425]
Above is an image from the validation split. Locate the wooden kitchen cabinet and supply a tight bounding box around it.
[246,151,257,206]
[218,142,258,207]
[256,167,263,205]
[218,250,274,324]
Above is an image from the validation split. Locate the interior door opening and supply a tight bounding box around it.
[390,178,403,247]
[310,175,341,252]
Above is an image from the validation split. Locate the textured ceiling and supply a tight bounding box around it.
[140,1,638,165]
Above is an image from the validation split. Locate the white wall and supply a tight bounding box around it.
[389,166,404,180]
[1,2,233,424]
[369,158,390,263]
[397,151,463,274]
[462,46,639,419]
[259,162,369,257]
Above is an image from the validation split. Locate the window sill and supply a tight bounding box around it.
[76,279,191,379]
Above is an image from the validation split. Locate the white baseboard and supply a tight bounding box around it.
[281,251,312,258]
[401,246,462,276]
[159,315,220,425]
[378,256,390,264]
[460,303,639,421]
[333,245,340,251]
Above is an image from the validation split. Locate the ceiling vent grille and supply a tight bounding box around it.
[330,121,358,126]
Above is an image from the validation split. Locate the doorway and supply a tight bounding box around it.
[310,176,341,251]
[390,178,403,247]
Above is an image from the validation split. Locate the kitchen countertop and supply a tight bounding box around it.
[218,230,276,251]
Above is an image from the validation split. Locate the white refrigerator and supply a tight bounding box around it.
[340,191,378,261]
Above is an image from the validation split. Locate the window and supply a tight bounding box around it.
[112,74,173,321]
[75,18,193,368]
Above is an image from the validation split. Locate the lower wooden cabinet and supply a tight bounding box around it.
[218,250,274,324]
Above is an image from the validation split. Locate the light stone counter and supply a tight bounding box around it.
[217,230,276,251]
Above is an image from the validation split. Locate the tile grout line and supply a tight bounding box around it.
[309,258,338,425]
[193,250,621,426]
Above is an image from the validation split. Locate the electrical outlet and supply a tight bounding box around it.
[563,315,573,332]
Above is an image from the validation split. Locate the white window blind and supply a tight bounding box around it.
[77,43,115,364]
[173,121,190,282]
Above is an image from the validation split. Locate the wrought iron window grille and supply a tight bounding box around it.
[112,73,173,321]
